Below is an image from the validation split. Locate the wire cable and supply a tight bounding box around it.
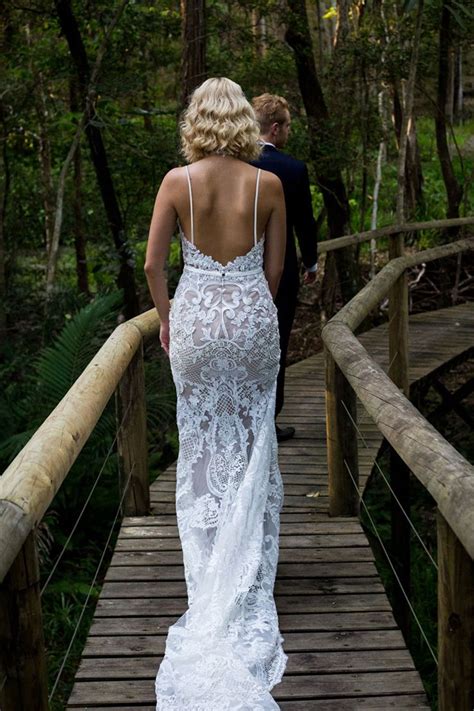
[40,400,133,596]
[343,457,438,667]
[48,462,136,702]
[340,398,438,571]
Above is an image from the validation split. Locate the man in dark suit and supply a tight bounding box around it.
[251,93,318,442]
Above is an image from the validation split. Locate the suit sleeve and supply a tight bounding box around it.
[293,163,318,269]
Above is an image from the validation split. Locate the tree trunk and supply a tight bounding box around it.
[286,0,358,315]
[405,117,424,218]
[446,45,455,126]
[140,45,155,133]
[181,0,206,108]
[371,90,388,278]
[69,76,90,295]
[315,0,324,67]
[392,86,424,218]
[454,46,463,125]
[54,0,139,318]
[25,23,55,255]
[335,0,350,51]
[436,0,463,221]
[0,100,8,345]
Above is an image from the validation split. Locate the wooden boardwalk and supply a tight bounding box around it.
[67,302,473,710]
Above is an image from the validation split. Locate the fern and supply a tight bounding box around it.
[36,291,123,408]
[0,292,123,463]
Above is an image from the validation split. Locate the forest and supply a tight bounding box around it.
[1,0,473,708]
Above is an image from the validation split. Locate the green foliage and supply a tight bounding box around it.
[2,1,474,707]
[38,291,124,403]
[0,291,123,462]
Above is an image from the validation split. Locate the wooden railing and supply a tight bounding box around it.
[0,217,473,709]
[0,309,160,709]
[321,235,474,711]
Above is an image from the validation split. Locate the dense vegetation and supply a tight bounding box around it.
[1,0,473,707]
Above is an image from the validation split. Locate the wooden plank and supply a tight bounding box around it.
[66,670,426,705]
[109,546,375,567]
[76,703,426,711]
[89,611,399,636]
[114,533,369,551]
[94,593,391,616]
[119,521,363,537]
[99,577,384,598]
[121,510,359,526]
[278,696,431,709]
[75,648,416,679]
[82,629,408,656]
[104,561,379,582]
[274,671,426,699]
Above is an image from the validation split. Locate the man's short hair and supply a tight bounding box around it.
[251,93,289,134]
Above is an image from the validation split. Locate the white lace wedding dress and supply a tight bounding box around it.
[155,166,287,710]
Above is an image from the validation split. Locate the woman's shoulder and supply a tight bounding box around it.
[158,166,189,197]
[163,165,187,183]
[258,167,284,195]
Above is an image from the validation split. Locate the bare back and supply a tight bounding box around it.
[173,156,275,266]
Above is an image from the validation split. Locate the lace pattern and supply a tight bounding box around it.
[180,228,266,273]
[155,198,287,708]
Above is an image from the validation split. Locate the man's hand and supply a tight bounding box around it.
[303,267,317,285]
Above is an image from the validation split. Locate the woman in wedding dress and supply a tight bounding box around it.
[144,76,287,710]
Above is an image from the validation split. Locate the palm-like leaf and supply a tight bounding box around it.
[36,291,124,408]
[0,292,123,464]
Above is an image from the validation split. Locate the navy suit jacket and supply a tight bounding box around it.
[251,144,318,291]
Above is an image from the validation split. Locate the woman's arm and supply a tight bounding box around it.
[263,173,286,298]
[144,169,180,354]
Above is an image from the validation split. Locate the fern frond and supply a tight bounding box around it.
[36,292,123,409]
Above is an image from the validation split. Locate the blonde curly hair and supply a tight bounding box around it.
[180,77,263,163]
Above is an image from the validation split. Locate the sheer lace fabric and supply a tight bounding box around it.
[155,170,287,710]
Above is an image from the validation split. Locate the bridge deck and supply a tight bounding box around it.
[67,302,473,709]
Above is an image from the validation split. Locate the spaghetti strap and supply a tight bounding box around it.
[253,168,261,247]
[185,165,195,245]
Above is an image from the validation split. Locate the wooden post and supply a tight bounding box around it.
[325,346,359,516]
[388,232,411,639]
[116,340,150,516]
[438,511,474,711]
[0,530,49,711]
[388,233,410,395]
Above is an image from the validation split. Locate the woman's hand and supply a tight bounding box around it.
[160,321,170,356]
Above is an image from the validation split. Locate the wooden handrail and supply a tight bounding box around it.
[323,318,474,559]
[331,237,473,330]
[0,313,160,585]
[322,235,474,710]
[317,215,474,254]
[322,237,474,558]
[0,309,160,709]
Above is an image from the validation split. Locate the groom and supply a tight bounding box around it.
[251,93,318,442]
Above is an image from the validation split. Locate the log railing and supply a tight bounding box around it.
[0,217,473,709]
[322,235,474,711]
[0,309,160,709]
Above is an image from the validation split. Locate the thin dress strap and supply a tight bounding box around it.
[253,168,261,247]
[185,165,195,245]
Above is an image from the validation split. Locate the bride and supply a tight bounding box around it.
[144,76,287,710]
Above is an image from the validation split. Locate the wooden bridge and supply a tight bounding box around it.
[65,301,472,710]
[1,228,473,711]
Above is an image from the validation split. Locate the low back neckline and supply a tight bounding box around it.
[180,165,263,259]
[178,225,265,272]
